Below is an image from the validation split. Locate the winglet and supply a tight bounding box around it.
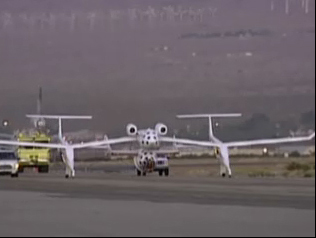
[309,132,315,140]
[177,113,242,143]
[26,115,93,120]
[26,115,93,142]
[177,114,242,119]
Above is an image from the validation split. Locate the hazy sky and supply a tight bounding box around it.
[0,0,315,134]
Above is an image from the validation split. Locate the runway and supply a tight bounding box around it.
[0,172,315,237]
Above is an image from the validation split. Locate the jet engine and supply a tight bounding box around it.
[35,118,46,128]
[155,123,168,136]
[126,124,138,136]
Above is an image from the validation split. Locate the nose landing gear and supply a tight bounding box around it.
[137,170,147,177]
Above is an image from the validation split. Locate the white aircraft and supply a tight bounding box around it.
[0,120,314,178]
[27,114,95,177]
[177,113,315,177]
[26,114,93,142]
[177,113,242,177]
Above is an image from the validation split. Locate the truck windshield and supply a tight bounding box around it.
[19,146,34,149]
[19,146,49,149]
[0,152,17,160]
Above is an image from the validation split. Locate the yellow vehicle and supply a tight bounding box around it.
[17,131,51,173]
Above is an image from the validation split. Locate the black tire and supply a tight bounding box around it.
[44,165,49,173]
[11,173,19,178]
[137,170,142,177]
[38,165,49,173]
[159,170,163,177]
[164,169,169,177]
[18,166,24,173]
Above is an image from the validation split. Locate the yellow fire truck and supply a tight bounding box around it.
[17,131,51,173]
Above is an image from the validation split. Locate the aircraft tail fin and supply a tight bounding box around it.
[26,115,92,142]
[37,87,43,115]
[177,113,242,143]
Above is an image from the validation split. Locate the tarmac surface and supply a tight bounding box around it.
[0,172,315,237]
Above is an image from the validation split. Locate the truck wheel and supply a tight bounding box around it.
[38,165,49,173]
[11,173,19,178]
[164,169,169,177]
[43,165,49,173]
[18,166,24,173]
[159,170,163,176]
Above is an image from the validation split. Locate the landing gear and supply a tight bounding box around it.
[65,171,75,179]
[137,168,169,177]
[137,170,142,176]
[221,173,232,178]
[136,170,147,177]
[65,174,75,179]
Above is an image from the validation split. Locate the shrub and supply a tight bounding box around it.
[289,151,301,158]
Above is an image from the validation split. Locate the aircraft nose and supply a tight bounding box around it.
[143,134,159,147]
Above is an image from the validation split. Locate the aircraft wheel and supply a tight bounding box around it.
[137,170,142,176]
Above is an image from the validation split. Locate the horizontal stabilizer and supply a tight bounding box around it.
[177,113,242,119]
[26,115,92,120]
[177,113,242,143]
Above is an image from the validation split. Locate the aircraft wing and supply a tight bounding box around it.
[110,149,179,156]
[0,140,66,149]
[110,150,139,156]
[90,145,111,149]
[160,137,218,148]
[71,137,137,149]
[26,115,93,120]
[161,133,315,149]
[0,137,136,150]
[225,133,315,148]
